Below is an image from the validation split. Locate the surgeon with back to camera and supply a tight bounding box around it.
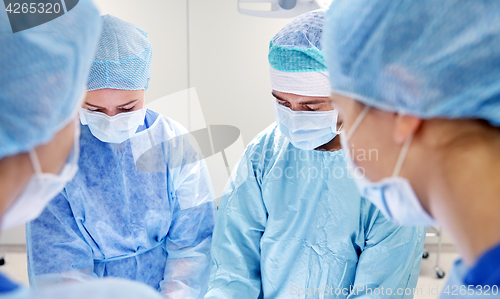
[205,10,425,299]
[26,14,215,299]
[323,0,500,297]
[0,2,163,299]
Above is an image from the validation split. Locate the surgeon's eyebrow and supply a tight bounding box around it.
[117,99,139,108]
[84,102,104,109]
[272,92,288,103]
[272,92,328,105]
[299,99,329,105]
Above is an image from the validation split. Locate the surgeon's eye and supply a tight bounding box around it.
[305,105,321,111]
[120,106,135,112]
[305,102,329,111]
[276,99,291,108]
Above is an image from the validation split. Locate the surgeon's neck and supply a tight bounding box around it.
[420,119,500,267]
[315,135,342,152]
[0,153,33,220]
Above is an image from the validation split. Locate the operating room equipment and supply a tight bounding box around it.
[238,0,331,18]
[423,226,446,279]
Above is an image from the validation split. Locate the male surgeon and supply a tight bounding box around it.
[205,10,425,299]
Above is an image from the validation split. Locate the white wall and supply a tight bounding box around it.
[188,0,291,144]
[93,0,189,103]
[0,225,25,245]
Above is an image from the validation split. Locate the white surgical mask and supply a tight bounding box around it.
[2,123,80,231]
[340,106,436,226]
[274,101,339,150]
[79,108,147,143]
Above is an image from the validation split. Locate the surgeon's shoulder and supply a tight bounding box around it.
[149,110,190,137]
[14,278,162,299]
[148,112,208,159]
[243,122,289,162]
[246,122,285,150]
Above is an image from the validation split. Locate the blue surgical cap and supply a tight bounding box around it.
[0,0,101,161]
[269,9,326,72]
[269,10,330,97]
[324,0,500,126]
[87,15,152,91]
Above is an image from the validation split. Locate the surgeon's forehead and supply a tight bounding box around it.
[85,88,144,104]
[329,93,365,116]
[329,93,350,106]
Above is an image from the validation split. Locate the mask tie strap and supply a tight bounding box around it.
[78,108,89,125]
[28,150,43,175]
[346,105,370,140]
[392,133,414,177]
[337,123,344,133]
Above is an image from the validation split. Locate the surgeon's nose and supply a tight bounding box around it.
[106,109,120,117]
[289,103,304,111]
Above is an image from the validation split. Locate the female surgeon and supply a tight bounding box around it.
[0,2,162,299]
[26,15,215,299]
[323,1,500,298]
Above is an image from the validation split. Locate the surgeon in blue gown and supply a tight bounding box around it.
[0,3,163,299]
[205,10,425,299]
[323,1,500,298]
[26,15,215,299]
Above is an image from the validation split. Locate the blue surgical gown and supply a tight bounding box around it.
[27,110,215,299]
[205,124,425,299]
[440,242,500,298]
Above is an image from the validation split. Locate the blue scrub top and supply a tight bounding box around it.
[465,242,500,287]
[0,273,19,293]
[206,123,425,299]
[136,109,158,133]
[27,109,215,297]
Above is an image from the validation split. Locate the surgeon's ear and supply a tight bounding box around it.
[393,114,422,144]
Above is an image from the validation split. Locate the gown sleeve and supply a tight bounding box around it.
[347,203,425,298]
[26,191,97,288]
[204,147,268,299]
[159,130,216,299]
